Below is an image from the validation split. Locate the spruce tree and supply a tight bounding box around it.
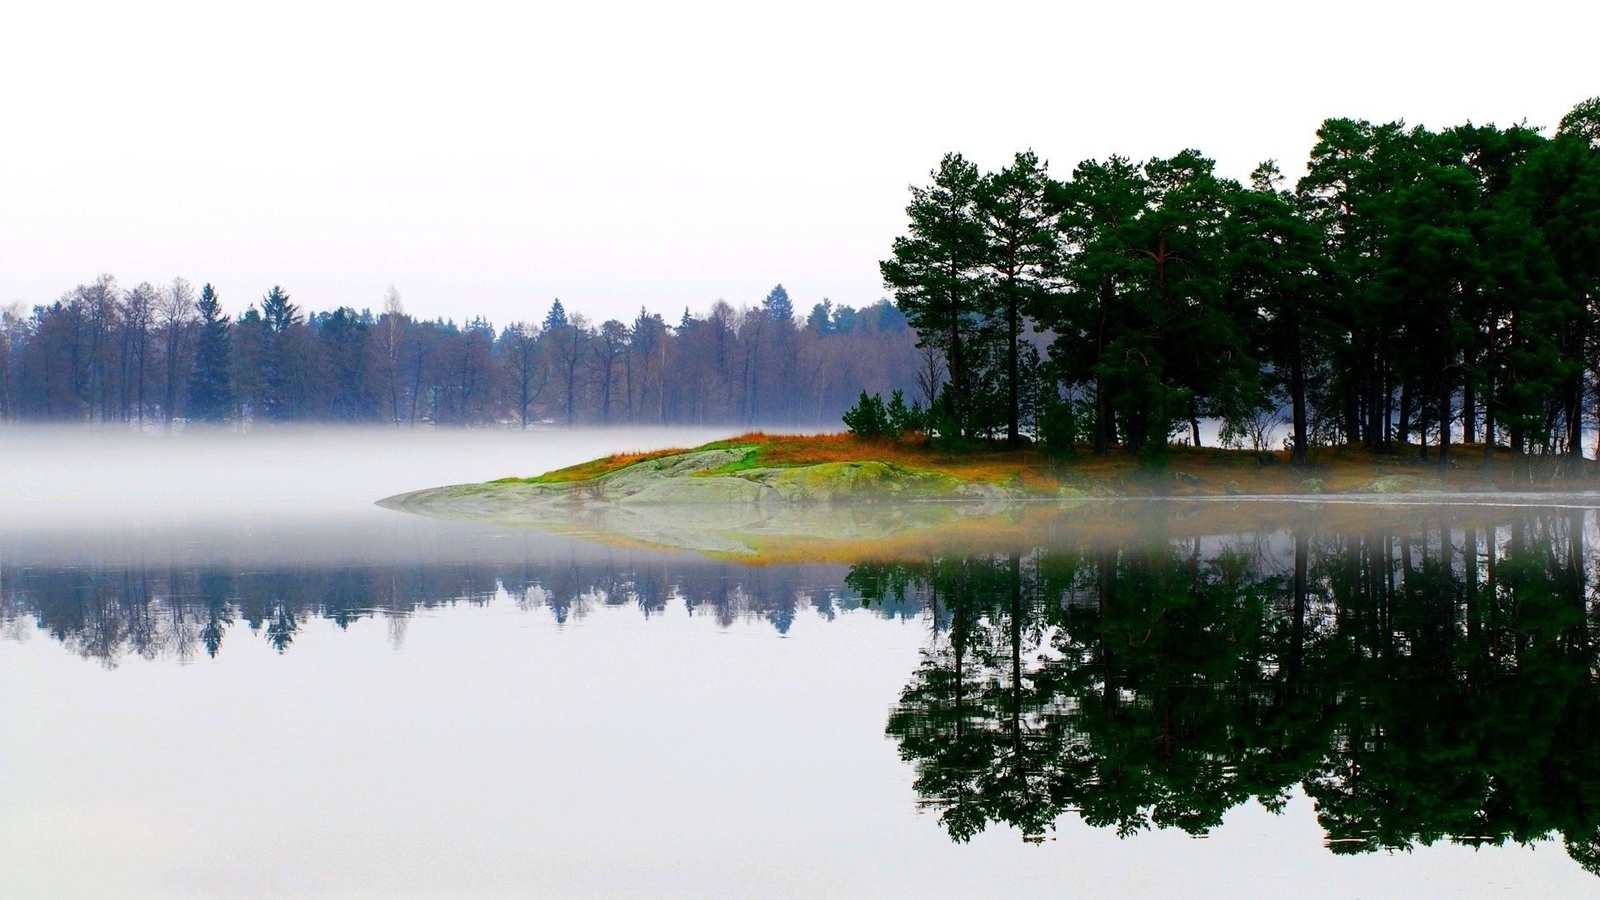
[257,286,302,420]
[187,283,233,421]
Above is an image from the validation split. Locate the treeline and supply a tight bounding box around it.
[883,98,1600,464]
[0,281,919,427]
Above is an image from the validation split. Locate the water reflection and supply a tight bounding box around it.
[5,504,1600,878]
[0,553,932,664]
[872,508,1600,874]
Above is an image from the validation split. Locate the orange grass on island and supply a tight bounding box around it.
[503,431,1598,498]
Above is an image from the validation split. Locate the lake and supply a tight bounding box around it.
[3,426,1598,899]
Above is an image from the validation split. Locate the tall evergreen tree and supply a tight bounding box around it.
[761,284,793,323]
[1298,119,1425,451]
[257,285,303,420]
[1380,125,1481,462]
[1521,103,1600,458]
[187,283,233,421]
[1130,151,1245,457]
[543,299,569,330]
[1227,163,1329,463]
[1044,155,1149,454]
[978,151,1058,447]
[881,153,987,437]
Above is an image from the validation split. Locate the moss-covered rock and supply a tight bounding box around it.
[1355,474,1449,494]
[378,446,1020,517]
[760,461,965,502]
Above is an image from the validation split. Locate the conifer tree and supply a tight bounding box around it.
[977,151,1058,447]
[187,283,233,420]
[1227,163,1327,463]
[881,153,986,438]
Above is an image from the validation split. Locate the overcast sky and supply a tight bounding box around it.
[0,0,1593,326]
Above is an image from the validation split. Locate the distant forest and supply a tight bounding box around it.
[0,282,919,427]
[882,98,1600,464]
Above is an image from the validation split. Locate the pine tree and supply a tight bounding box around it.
[978,151,1058,447]
[1039,155,1149,455]
[880,153,987,438]
[1227,163,1328,463]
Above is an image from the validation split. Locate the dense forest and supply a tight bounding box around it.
[0,282,919,427]
[881,98,1600,464]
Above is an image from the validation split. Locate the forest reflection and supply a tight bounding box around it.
[871,508,1600,873]
[6,506,1600,872]
[0,555,898,663]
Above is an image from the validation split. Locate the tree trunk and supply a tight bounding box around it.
[1093,275,1113,455]
[1397,382,1411,445]
[1438,375,1451,466]
[1566,371,1585,458]
[1006,283,1020,449]
[1483,382,1496,480]
[946,266,965,439]
[1344,378,1360,445]
[1290,528,1308,683]
[1366,353,1384,451]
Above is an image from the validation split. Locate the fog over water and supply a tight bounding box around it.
[6,426,1600,899]
[0,423,741,521]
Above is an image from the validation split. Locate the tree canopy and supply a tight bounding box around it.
[880,98,1600,466]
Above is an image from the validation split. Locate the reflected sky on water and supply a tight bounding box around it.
[4,427,1600,898]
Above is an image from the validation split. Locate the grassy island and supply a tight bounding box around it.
[481,432,1599,499]
[376,432,1600,560]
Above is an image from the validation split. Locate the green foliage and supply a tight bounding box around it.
[882,97,1600,465]
[845,388,924,439]
[1036,394,1079,453]
[260,285,300,333]
[842,390,890,437]
[924,385,963,442]
[885,389,917,435]
[880,154,986,440]
[187,283,233,421]
[543,298,568,330]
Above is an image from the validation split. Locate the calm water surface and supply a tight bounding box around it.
[3,427,1599,898]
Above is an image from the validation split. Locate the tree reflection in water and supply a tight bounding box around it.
[0,557,907,664]
[869,509,1600,873]
[6,506,1600,872]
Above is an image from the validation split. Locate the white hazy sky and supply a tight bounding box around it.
[0,0,1593,326]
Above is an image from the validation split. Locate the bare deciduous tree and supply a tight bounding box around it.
[157,278,196,427]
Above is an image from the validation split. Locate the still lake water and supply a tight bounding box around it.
[3,426,1599,899]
